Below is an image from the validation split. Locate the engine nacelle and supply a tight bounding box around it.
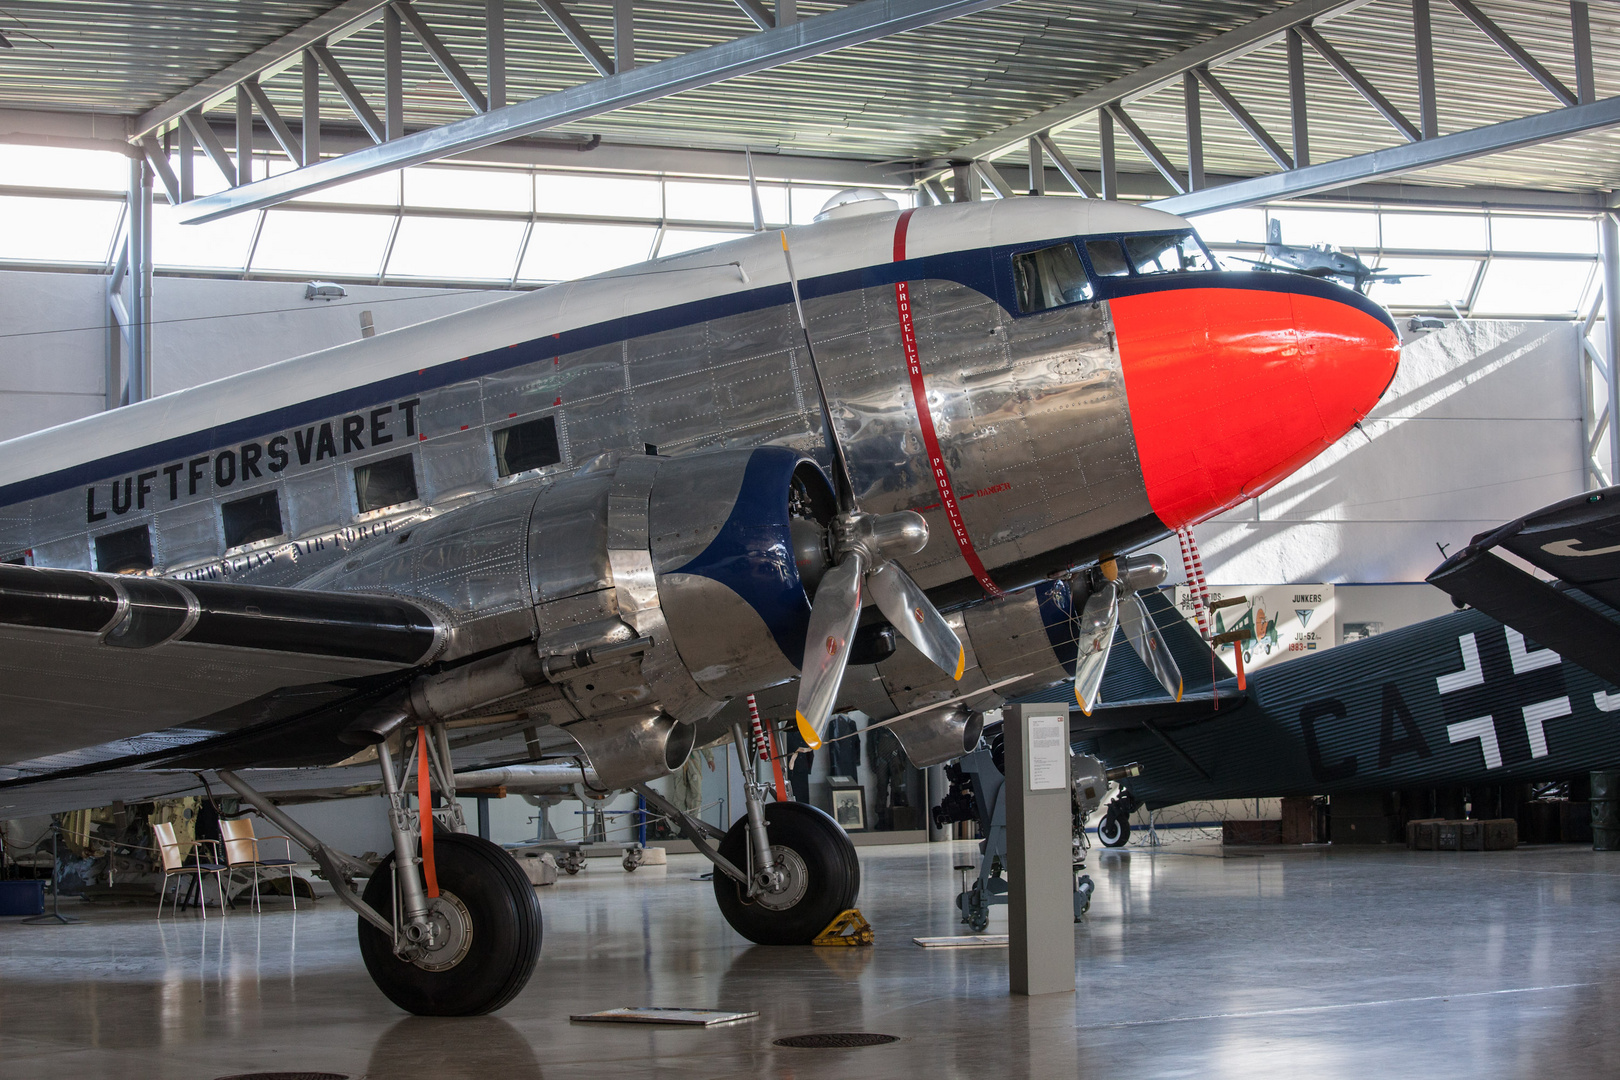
[527,445,836,730]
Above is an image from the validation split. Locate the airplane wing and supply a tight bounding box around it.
[1428,486,1620,685]
[0,563,445,804]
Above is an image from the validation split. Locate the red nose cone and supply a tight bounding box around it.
[1114,285,1399,529]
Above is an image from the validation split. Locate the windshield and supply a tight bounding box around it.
[1084,239,1131,278]
[1125,231,1215,274]
[1012,242,1094,313]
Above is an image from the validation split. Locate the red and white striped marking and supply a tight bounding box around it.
[746,693,771,759]
[1177,526,1211,640]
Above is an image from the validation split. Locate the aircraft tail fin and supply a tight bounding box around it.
[1267,218,1282,247]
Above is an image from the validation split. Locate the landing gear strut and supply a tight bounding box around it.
[220,711,543,1016]
[636,721,859,944]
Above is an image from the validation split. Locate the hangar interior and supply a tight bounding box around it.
[3,0,1620,1077]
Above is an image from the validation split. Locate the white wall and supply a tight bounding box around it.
[0,270,519,442]
[1143,319,1584,589]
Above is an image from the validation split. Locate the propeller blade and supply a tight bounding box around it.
[1073,582,1119,716]
[793,549,867,749]
[867,560,965,682]
[1119,592,1184,702]
[780,231,858,513]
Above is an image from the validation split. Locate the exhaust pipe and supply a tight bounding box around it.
[557,710,696,789]
[886,705,984,768]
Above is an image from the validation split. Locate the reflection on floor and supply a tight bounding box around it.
[3,839,1619,1079]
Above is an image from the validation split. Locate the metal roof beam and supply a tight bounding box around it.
[243,77,305,167]
[1194,66,1293,171]
[1296,23,1420,143]
[946,0,1375,164]
[393,0,489,114]
[1105,103,1186,195]
[732,0,776,32]
[310,43,386,144]
[134,0,391,138]
[1152,95,1620,217]
[534,0,616,77]
[177,0,1013,224]
[1448,0,1576,107]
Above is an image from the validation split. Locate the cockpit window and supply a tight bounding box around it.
[1083,239,1131,278]
[1125,231,1215,275]
[1012,243,1094,313]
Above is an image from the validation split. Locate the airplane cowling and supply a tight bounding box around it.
[648,447,837,699]
[526,445,836,726]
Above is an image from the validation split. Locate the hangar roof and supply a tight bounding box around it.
[0,1,1615,209]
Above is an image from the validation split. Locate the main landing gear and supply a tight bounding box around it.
[219,712,543,1017]
[637,721,859,945]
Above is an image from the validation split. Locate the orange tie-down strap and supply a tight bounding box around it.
[417,727,439,898]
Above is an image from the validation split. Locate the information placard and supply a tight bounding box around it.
[1026,712,1069,791]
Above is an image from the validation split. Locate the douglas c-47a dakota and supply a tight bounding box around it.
[0,190,1399,1015]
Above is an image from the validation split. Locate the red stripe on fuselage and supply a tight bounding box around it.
[892,209,1003,598]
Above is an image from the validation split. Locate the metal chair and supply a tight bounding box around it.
[219,818,300,912]
[152,822,226,919]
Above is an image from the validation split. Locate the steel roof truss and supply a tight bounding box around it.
[182,108,237,188]
[1297,23,1420,144]
[1035,133,1097,199]
[534,0,616,78]
[1105,103,1186,195]
[1194,66,1294,172]
[310,43,386,145]
[244,77,305,167]
[392,0,490,114]
[1448,0,1576,107]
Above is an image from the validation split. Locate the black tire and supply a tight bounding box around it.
[1098,812,1130,848]
[712,802,859,945]
[357,833,542,1016]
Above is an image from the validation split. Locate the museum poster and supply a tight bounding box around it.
[1171,583,1336,673]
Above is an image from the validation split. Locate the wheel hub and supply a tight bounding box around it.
[411,890,474,972]
[752,845,809,911]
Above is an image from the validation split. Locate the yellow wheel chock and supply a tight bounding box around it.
[813,908,874,946]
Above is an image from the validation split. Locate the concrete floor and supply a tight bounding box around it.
[3,839,1619,1079]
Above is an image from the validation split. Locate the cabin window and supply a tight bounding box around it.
[494,415,561,478]
[96,525,153,574]
[1083,239,1131,278]
[1012,243,1093,313]
[1125,231,1215,275]
[222,490,284,549]
[354,454,419,513]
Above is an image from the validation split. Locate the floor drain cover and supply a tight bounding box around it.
[773,1033,900,1049]
[213,1074,349,1080]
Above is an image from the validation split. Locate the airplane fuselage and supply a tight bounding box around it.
[1086,605,1620,807]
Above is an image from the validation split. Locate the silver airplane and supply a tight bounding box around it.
[0,190,1399,1016]
[1231,219,1422,293]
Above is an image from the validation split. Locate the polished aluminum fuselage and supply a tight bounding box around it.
[0,198,1168,621]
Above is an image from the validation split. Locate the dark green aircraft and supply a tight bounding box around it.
[1054,487,1620,836]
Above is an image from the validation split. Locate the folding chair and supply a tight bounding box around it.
[220,818,300,912]
[152,822,226,918]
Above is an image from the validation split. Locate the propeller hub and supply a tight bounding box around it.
[833,510,929,564]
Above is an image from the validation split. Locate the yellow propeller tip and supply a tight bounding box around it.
[1174,680,1184,703]
[953,648,966,681]
[780,231,790,251]
[794,710,821,750]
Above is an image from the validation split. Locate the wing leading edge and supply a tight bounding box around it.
[0,564,443,766]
